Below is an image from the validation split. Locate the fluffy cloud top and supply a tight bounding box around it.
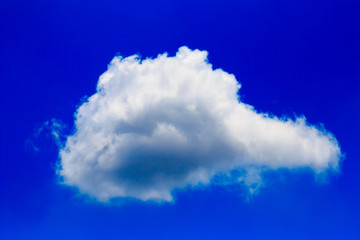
[59,47,341,202]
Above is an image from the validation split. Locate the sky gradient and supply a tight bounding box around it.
[1,0,360,239]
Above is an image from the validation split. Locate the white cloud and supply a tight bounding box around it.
[58,47,341,202]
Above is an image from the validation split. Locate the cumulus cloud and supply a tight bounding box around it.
[58,47,341,202]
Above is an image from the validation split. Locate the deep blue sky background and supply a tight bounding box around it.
[1,0,359,239]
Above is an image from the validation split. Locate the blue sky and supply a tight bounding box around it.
[1,0,360,239]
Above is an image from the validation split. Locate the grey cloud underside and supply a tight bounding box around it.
[58,47,341,202]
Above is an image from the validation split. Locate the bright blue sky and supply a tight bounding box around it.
[1,0,360,239]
